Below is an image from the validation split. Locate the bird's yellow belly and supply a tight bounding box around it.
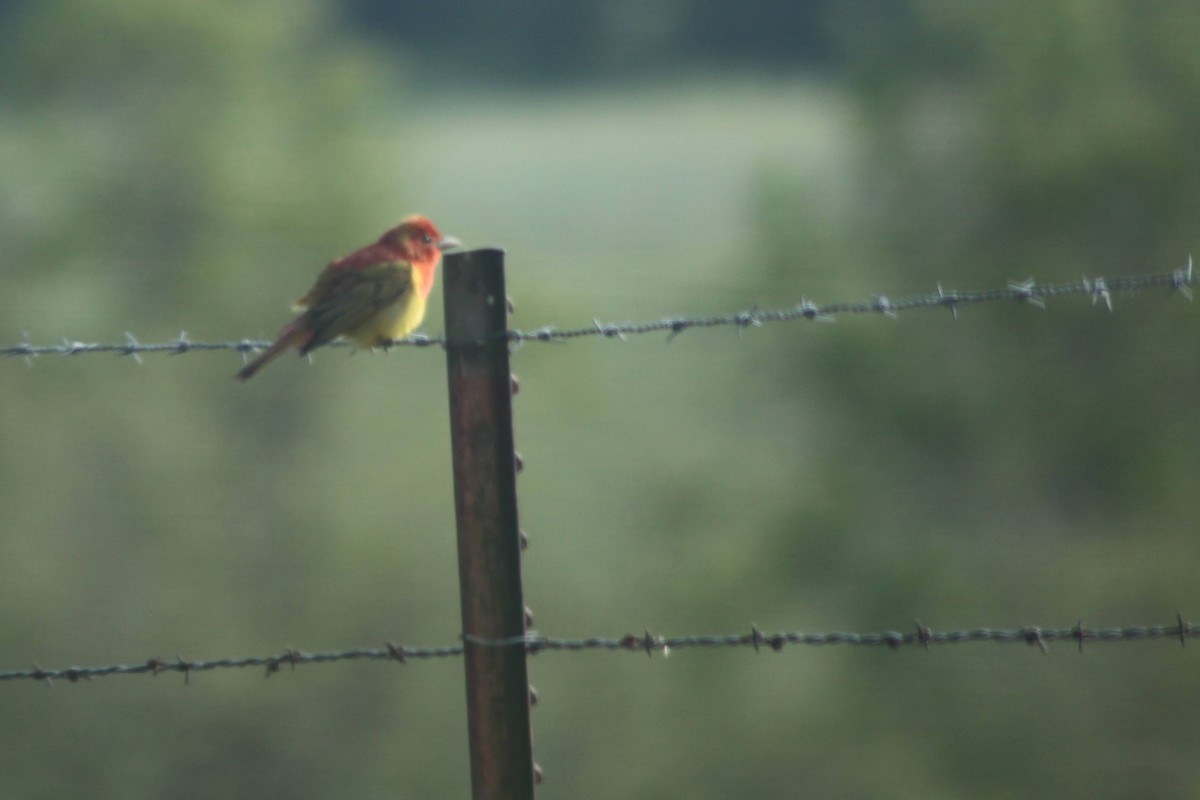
[346,294,427,348]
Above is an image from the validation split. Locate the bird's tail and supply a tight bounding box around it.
[235,325,311,381]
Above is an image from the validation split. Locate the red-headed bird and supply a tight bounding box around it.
[236,215,459,380]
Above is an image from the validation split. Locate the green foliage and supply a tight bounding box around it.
[751,4,1200,795]
[3,1,1200,798]
[0,0,406,324]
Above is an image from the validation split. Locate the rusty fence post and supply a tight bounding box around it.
[442,248,535,799]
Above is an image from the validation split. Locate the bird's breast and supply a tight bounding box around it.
[346,292,428,348]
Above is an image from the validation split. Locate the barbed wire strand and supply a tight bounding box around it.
[3,617,1194,685]
[2,263,1192,362]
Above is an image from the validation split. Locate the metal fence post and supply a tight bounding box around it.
[442,248,535,799]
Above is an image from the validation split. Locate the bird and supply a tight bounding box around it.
[236,215,460,380]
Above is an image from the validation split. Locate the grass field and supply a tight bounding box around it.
[407,79,855,308]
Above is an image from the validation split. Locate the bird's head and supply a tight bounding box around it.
[381,215,461,264]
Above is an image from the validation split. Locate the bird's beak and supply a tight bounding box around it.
[438,235,463,251]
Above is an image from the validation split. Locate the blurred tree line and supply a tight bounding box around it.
[0,0,840,84]
[345,0,836,80]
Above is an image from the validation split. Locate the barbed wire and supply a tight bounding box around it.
[2,263,1193,362]
[3,617,1194,685]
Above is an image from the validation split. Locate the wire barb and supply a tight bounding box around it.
[122,332,144,364]
[1172,256,1194,301]
[915,620,932,651]
[873,296,897,319]
[1022,627,1049,654]
[1007,279,1046,309]
[936,284,960,320]
[386,642,408,663]
[1084,276,1113,311]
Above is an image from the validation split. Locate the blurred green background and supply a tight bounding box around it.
[3,0,1200,797]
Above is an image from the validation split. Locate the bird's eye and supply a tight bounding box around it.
[422,233,434,244]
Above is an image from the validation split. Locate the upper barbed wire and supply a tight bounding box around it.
[2,262,1193,360]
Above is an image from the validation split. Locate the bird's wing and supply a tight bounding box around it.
[300,260,414,353]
